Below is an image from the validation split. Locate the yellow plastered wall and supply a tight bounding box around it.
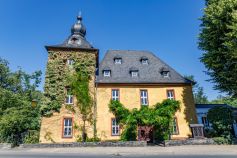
[39,48,97,143]
[96,84,198,140]
[40,105,94,143]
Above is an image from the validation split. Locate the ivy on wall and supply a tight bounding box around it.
[109,99,181,141]
[67,58,96,142]
[40,51,96,117]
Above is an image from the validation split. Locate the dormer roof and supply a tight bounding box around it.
[97,50,192,84]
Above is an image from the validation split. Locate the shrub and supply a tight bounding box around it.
[23,131,39,144]
[213,137,232,145]
[76,135,101,142]
[207,106,234,138]
[204,128,217,138]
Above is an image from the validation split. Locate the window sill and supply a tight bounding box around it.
[62,136,73,138]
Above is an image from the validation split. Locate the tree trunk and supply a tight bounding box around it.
[82,119,86,142]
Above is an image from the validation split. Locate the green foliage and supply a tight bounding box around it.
[207,106,234,139]
[213,136,233,144]
[0,57,42,145]
[184,75,209,104]
[67,59,95,142]
[76,135,101,142]
[42,56,67,116]
[209,95,237,107]
[23,130,39,144]
[199,0,237,97]
[204,128,218,138]
[109,99,180,141]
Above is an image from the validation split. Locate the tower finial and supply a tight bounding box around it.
[71,12,86,37]
[77,11,82,21]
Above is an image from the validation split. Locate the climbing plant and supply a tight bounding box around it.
[40,52,67,116]
[109,99,180,141]
[41,51,96,117]
[67,58,95,142]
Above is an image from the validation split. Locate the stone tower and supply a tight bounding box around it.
[40,16,98,143]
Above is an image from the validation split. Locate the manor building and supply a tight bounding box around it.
[40,16,198,143]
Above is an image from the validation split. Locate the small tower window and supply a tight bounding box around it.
[63,118,73,137]
[67,59,74,67]
[103,70,111,77]
[66,88,73,105]
[114,58,122,64]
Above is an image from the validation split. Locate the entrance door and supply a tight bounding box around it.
[138,126,153,143]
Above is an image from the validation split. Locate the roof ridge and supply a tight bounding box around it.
[107,49,153,53]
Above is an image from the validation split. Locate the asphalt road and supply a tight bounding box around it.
[0,153,237,158]
[0,154,237,158]
[0,145,237,158]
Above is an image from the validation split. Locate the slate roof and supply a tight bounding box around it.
[96,50,193,84]
[195,104,233,109]
[47,34,93,49]
[46,16,94,50]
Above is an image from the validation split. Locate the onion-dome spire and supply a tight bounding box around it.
[47,13,93,49]
[71,14,86,37]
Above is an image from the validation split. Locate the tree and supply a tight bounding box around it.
[0,57,42,145]
[210,95,237,107]
[199,0,237,97]
[68,61,94,142]
[207,106,234,142]
[185,75,209,104]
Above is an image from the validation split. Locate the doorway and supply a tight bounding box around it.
[138,126,154,143]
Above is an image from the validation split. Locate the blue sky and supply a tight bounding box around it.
[0,0,221,100]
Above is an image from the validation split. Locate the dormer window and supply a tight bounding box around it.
[114,58,122,64]
[141,59,148,64]
[141,56,149,65]
[129,67,139,77]
[131,71,138,77]
[103,70,111,77]
[163,71,169,78]
[160,67,170,78]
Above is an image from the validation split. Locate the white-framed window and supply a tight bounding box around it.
[163,71,169,78]
[131,71,138,77]
[63,118,72,137]
[167,90,175,100]
[111,118,119,136]
[141,59,148,65]
[172,117,179,135]
[66,88,73,104]
[112,89,119,101]
[67,59,74,67]
[114,58,122,64]
[103,70,111,77]
[140,90,148,106]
